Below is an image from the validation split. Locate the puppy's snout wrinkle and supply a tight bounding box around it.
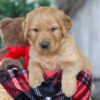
[40,40,49,49]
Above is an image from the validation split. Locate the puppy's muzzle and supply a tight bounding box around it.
[40,40,49,49]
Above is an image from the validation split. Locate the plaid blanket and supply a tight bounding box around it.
[0,67,92,100]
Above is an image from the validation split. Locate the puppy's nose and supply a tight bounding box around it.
[40,40,49,49]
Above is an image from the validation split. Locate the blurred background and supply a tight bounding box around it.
[0,0,100,99]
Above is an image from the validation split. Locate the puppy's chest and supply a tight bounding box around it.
[30,55,61,71]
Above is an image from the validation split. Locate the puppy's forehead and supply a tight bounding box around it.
[32,15,58,26]
[27,7,59,17]
[26,7,62,25]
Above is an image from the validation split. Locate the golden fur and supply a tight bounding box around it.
[23,7,93,97]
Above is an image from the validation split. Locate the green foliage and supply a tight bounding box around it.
[0,0,50,19]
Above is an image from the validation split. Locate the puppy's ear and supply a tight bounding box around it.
[22,19,29,41]
[56,11,72,37]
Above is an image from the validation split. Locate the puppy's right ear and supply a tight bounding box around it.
[22,19,29,41]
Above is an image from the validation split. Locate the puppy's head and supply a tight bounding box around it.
[23,7,72,55]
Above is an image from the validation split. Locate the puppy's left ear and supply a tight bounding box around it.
[22,19,29,41]
[56,11,72,37]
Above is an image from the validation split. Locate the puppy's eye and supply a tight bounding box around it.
[50,27,57,32]
[32,28,38,32]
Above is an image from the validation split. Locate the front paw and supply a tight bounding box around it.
[62,80,77,97]
[31,80,43,88]
[29,74,44,88]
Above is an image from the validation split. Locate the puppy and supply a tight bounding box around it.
[23,7,93,97]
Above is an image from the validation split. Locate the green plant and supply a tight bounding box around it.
[0,0,50,19]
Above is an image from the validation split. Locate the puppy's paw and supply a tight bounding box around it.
[62,80,77,97]
[30,73,44,88]
[31,80,43,88]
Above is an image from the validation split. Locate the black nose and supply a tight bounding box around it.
[40,40,49,49]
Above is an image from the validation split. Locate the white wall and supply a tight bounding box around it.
[71,0,100,77]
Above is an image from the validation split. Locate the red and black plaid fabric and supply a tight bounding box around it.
[0,67,92,100]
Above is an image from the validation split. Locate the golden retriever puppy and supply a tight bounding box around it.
[23,7,93,97]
